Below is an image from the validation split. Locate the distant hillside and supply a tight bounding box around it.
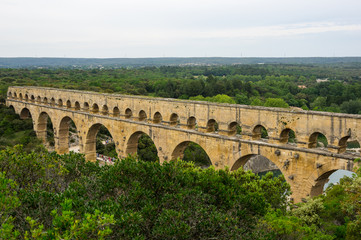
[1,57,361,68]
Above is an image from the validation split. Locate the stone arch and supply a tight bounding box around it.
[187,116,196,130]
[8,92,12,98]
[169,113,179,126]
[102,105,109,115]
[338,136,350,153]
[206,119,218,133]
[74,101,81,110]
[310,170,338,197]
[37,96,41,103]
[228,121,239,136]
[37,112,54,145]
[8,105,15,112]
[24,94,29,101]
[50,98,55,106]
[20,107,32,119]
[83,102,89,111]
[84,123,117,161]
[92,103,99,113]
[125,108,132,119]
[171,141,212,167]
[58,116,79,154]
[13,92,17,99]
[126,131,159,162]
[153,112,162,124]
[231,154,285,179]
[113,107,120,117]
[58,99,63,107]
[138,110,147,121]
[252,125,268,140]
[308,132,328,148]
[30,95,35,102]
[19,93,23,100]
[66,100,72,109]
[280,128,297,144]
[43,97,48,104]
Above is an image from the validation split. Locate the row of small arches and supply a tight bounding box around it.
[10,92,359,153]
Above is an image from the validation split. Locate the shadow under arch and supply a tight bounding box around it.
[20,107,32,119]
[58,116,79,154]
[126,131,159,162]
[310,169,350,197]
[37,112,54,147]
[171,141,212,167]
[85,123,117,161]
[252,124,268,140]
[231,154,284,178]
[309,132,328,148]
[153,112,162,124]
[280,128,296,144]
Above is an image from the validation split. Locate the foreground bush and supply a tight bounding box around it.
[0,145,293,239]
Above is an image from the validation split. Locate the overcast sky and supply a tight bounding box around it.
[1,0,361,58]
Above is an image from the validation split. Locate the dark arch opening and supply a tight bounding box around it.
[20,108,31,119]
[8,105,15,112]
[228,122,240,136]
[102,105,109,115]
[58,116,79,153]
[311,169,355,197]
[24,94,29,101]
[252,125,268,140]
[66,100,72,109]
[37,112,55,148]
[138,110,147,121]
[187,116,197,130]
[346,139,360,154]
[74,101,81,110]
[58,99,63,107]
[126,131,159,162]
[169,113,179,126]
[206,119,218,133]
[83,102,89,111]
[280,128,296,144]
[113,107,120,117]
[85,124,117,162]
[92,103,99,114]
[50,98,55,106]
[37,96,41,103]
[8,92,12,98]
[31,95,35,102]
[171,141,212,167]
[125,108,132,119]
[309,132,328,148]
[19,93,23,100]
[153,112,162,124]
[43,97,48,104]
[13,92,17,99]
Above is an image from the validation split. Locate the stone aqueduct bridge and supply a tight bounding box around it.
[6,86,361,202]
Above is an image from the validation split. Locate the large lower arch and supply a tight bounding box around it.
[171,141,212,167]
[231,154,284,177]
[57,116,79,154]
[20,107,32,119]
[126,131,158,160]
[84,123,117,161]
[126,131,159,162]
[36,112,54,145]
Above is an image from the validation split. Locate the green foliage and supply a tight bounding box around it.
[264,98,290,108]
[0,146,292,239]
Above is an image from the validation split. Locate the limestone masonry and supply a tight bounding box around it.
[6,86,361,202]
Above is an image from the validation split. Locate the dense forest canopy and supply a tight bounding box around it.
[1,62,361,113]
